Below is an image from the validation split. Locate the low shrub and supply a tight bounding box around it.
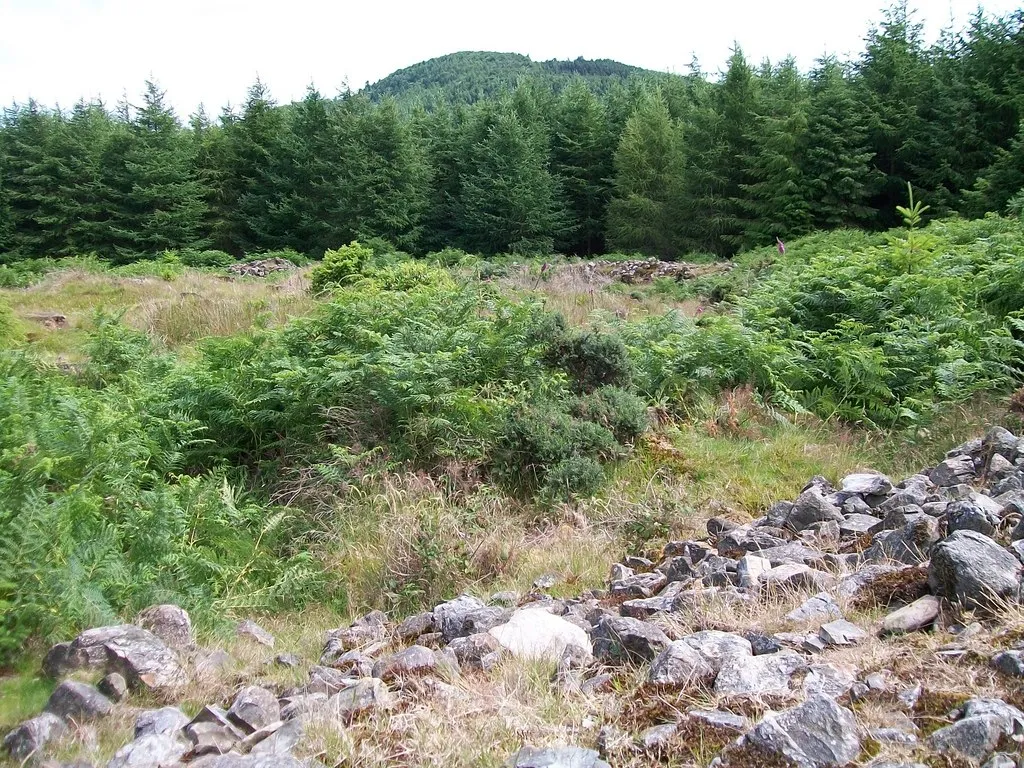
[309,241,373,293]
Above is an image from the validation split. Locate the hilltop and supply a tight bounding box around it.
[360,51,660,109]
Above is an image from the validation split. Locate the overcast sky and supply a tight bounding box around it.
[1,0,1020,117]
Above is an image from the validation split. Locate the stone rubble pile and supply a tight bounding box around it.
[226,258,297,278]
[599,258,734,284]
[8,426,1024,767]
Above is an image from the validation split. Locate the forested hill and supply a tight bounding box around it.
[361,51,654,109]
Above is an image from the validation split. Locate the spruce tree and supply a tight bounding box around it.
[550,79,613,256]
[455,100,565,255]
[738,58,812,250]
[802,59,877,230]
[606,90,685,257]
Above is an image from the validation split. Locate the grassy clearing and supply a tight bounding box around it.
[0,267,314,358]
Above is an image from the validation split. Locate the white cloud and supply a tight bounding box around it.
[0,0,1018,115]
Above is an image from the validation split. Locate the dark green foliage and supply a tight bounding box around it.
[0,300,17,347]
[570,386,648,444]
[542,456,606,502]
[543,326,633,393]
[178,249,235,268]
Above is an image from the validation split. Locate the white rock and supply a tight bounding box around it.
[488,608,592,662]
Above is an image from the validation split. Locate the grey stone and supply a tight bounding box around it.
[433,594,488,640]
[236,620,274,648]
[744,695,860,768]
[489,608,592,662]
[759,563,835,592]
[326,677,393,720]
[802,663,856,699]
[396,611,434,640]
[988,453,1016,479]
[992,650,1024,677]
[785,593,842,624]
[931,455,977,487]
[448,632,501,669]
[592,616,669,663]
[306,665,351,695]
[274,653,301,668]
[880,595,941,636]
[189,755,305,768]
[136,604,194,652]
[869,728,918,744]
[737,554,772,589]
[134,707,190,738]
[3,713,66,761]
[98,672,128,702]
[491,591,520,607]
[187,720,243,756]
[714,650,807,697]
[985,426,1020,460]
[983,755,1020,768]
[929,530,1023,610]
[107,732,190,768]
[744,631,781,655]
[533,573,558,589]
[609,571,666,598]
[756,543,828,567]
[648,641,716,687]
[248,719,303,757]
[279,692,327,720]
[508,745,610,768]
[842,496,872,516]
[62,624,187,692]
[785,488,843,531]
[947,500,998,537]
[42,641,75,679]
[579,674,613,694]
[227,686,279,733]
[323,649,373,676]
[929,698,1024,761]
[840,514,884,537]
[717,528,787,558]
[686,709,748,731]
[819,619,867,647]
[45,680,113,721]
[638,723,677,750]
[863,516,940,565]
[841,472,893,496]
[680,631,752,671]
[372,645,438,681]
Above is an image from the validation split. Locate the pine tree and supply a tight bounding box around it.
[802,59,877,230]
[550,79,614,255]
[717,46,760,251]
[966,120,1024,214]
[455,100,566,255]
[415,104,465,253]
[606,90,685,257]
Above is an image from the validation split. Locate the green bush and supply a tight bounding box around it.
[427,247,473,267]
[253,247,311,267]
[0,300,18,347]
[180,249,236,268]
[309,241,373,294]
[543,456,605,501]
[570,386,648,444]
[355,261,455,293]
[544,327,633,393]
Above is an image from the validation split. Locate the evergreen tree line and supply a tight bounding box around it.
[2,4,1024,264]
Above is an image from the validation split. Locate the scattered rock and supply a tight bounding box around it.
[592,616,669,663]
[433,595,488,641]
[134,706,190,738]
[489,608,593,662]
[508,745,611,768]
[448,633,502,669]
[108,731,190,768]
[929,530,1023,610]
[327,678,393,720]
[44,680,113,721]
[714,650,807,697]
[785,593,842,624]
[274,653,301,668]
[880,595,941,636]
[3,713,66,761]
[742,695,861,768]
[249,718,303,756]
[227,686,280,734]
[372,645,438,682]
[98,672,128,702]
[841,473,893,496]
[648,641,716,687]
[930,455,976,487]
[136,604,195,651]
[992,650,1024,677]
[680,631,752,671]
[819,619,868,647]
[396,612,435,640]
[236,620,275,648]
[227,258,296,277]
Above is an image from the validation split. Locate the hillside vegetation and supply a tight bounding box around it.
[1,215,1022,669]
[361,51,650,109]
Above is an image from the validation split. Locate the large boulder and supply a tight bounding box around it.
[928,697,1024,762]
[55,624,187,692]
[928,530,1022,610]
[742,695,861,768]
[108,731,190,768]
[488,608,592,662]
[784,489,843,532]
[227,686,280,734]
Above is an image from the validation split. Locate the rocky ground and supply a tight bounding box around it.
[6,428,1024,768]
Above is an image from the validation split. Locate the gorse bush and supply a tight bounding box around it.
[309,241,373,293]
